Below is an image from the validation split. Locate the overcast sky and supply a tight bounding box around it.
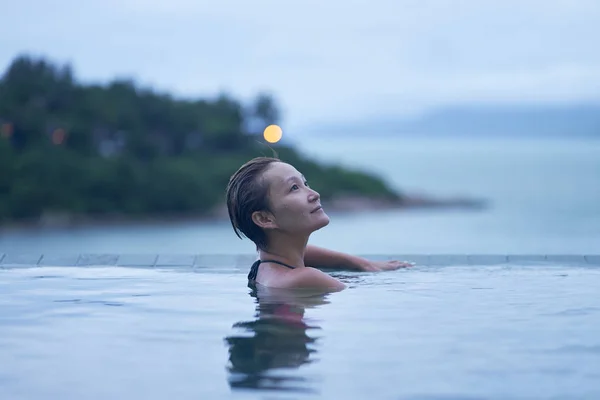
[1,0,599,131]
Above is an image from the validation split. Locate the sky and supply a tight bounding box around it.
[1,0,599,132]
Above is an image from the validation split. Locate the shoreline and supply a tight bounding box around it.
[0,193,488,232]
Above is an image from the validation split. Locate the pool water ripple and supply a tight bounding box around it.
[1,264,599,399]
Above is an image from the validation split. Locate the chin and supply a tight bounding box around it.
[314,213,330,230]
[294,212,330,235]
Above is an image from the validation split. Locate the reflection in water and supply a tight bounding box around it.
[224,284,329,393]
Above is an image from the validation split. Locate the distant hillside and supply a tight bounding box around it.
[0,55,407,225]
[305,104,600,137]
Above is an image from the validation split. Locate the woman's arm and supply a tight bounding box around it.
[304,245,414,271]
[304,245,366,270]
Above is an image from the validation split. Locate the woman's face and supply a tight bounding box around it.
[260,162,330,235]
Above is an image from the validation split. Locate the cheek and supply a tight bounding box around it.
[275,203,310,224]
[272,204,293,221]
[279,201,302,214]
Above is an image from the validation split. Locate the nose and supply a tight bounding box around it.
[308,188,320,202]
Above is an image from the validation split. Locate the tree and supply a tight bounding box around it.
[253,92,280,127]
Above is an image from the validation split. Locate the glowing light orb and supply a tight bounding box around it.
[263,124,282,143]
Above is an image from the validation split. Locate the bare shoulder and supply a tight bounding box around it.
[282,267,346,292]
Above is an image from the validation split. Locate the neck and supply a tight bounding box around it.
[259,233,309,268]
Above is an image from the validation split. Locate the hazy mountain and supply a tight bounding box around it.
[302,104,600,137]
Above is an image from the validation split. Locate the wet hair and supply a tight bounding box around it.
[226,156,281,251]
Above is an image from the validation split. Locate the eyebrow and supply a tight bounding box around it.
[285,175,306,184]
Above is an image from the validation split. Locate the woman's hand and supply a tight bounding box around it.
[357,259,415,272]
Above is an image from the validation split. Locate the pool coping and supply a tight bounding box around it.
[0,253,599,269]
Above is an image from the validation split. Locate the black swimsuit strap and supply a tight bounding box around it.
[260,259,297,269]
[248,259,296,281]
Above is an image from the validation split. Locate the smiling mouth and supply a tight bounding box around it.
[311,205,323,213]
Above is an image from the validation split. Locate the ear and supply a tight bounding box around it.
[251,210,278,230]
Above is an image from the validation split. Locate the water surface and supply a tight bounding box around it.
[1,263,599,399]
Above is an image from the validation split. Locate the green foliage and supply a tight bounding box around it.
[0,55,400,223]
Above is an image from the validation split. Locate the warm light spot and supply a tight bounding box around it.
[52,128,66,145]
[1,123,13,138]
[263,124,282,143]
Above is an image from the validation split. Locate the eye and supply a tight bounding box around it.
[304,181,309,187]
[290,184,299,191]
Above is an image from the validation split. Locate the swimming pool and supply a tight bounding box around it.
[1,254,599,399]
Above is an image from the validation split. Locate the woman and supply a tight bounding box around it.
[226,156,413,292]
